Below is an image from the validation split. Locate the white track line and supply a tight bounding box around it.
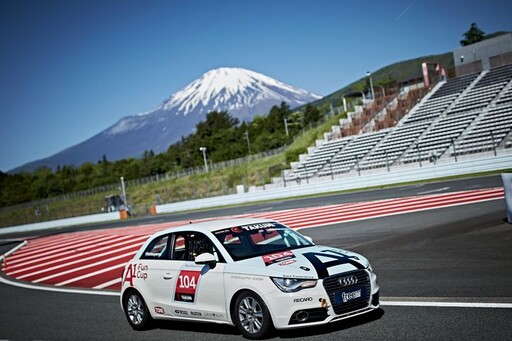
[0,274,118,296]
[381,300,512,309]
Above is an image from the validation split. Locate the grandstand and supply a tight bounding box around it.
[284,62,512,182]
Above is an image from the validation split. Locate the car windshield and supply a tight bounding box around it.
[213,222,314,261]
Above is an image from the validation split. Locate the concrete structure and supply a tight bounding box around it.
[454,33,512,76]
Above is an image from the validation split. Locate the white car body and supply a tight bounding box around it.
[120,218,379,337]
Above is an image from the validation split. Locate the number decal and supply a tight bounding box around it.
[262,250,295,266]
[175,270,201,302]
[178,273,197,289]
[303,250,364,278]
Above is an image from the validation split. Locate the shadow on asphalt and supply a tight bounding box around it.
[146,308,385,339]
[275,308,385,339]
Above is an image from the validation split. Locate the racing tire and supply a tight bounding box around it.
[233,290,273,339]
[123,290,153,330]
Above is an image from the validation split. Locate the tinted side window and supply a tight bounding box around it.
[141,235,170,260]
[171,232,222,262]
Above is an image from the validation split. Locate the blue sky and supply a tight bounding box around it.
[1,0,511,172]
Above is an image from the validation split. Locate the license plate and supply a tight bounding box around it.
[334,285,368,304]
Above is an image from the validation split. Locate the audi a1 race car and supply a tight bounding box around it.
[120,218,379,339]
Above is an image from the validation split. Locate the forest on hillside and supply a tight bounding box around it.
[0,103,324,207]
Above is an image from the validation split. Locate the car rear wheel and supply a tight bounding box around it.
[124,290,152,330]
[234,291,272,339]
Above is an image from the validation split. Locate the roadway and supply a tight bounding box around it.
[0,175,511,340]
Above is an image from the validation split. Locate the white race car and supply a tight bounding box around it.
[120,218,379,339]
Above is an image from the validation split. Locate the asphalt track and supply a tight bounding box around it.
[0,175,511,340]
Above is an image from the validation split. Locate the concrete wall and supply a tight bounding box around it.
[155,154,512,214]
[0,212,121,236]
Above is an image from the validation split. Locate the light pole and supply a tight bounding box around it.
[367,71,375,100]
[244,130,252,155]
[199,147,208,172]
[120,176,128,209]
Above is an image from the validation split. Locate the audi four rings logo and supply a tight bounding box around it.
[339,275,358,287]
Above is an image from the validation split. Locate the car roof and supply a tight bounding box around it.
[157,217,279,235]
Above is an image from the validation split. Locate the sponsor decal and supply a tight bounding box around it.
[341,289,361,303]
[190,311,202,316]
[230,275,264,281]
[144,252,161,257]
[334,285,368,305]
[180,295,194,302]
[303,249,364,279]
[282,274,316,279]
[122,263,149,286]
[204,312,224,318]
[293,297,313,303]
[183,263,203,269]
[154,307,165,314]
[262,250,295,266]
[239,222,276,231]
[278,259,297,266]
[175,270,201,303]
[300,266,311,272]
[174,309,188,315]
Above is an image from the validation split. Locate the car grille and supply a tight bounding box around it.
[323,269,370,315]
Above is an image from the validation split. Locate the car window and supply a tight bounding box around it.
[213,222,313,261]
[171,232,221,262]
[141,235,170,260]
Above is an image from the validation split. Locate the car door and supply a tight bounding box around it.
[134,233,180,317]
[169,231,227,320]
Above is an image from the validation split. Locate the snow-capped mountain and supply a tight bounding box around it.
[160,67,320,119]
[12,67,321,173]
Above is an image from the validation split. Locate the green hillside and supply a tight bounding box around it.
[310,52,454,110]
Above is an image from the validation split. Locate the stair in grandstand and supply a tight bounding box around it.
[283,64,512,181]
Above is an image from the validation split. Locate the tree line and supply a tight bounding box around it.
[0,103,323,207]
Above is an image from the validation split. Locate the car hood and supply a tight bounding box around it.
[228,245,369,280]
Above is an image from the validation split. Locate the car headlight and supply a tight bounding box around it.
[271,277,317,292]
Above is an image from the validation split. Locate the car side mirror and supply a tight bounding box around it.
[304,236,314,243]
[195,252,217,268]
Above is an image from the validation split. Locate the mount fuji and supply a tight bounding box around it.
[12,67,321,173]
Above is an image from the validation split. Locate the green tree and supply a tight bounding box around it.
[460,23,485,46]
[196,111,239,138]
[265,102,291,133]
[303,104,322,126]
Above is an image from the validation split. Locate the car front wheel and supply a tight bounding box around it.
[233,291,272,339]
[123,290,152,330]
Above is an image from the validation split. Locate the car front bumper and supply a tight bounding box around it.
[264,269,379,330]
